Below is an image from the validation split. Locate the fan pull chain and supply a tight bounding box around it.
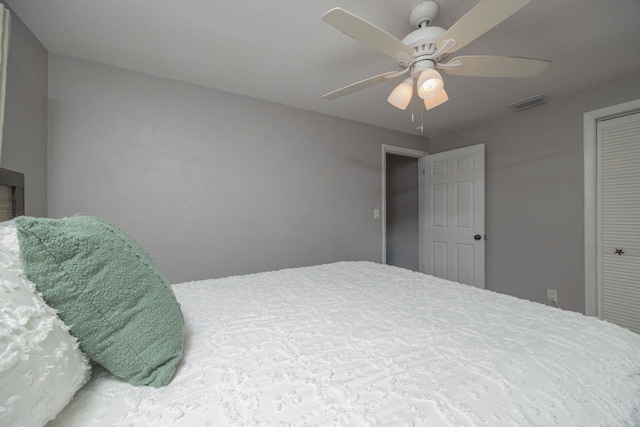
[411,93,415,122]
[416,109,424,133]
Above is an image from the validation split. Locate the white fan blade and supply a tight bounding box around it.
[441,55,550,78]
[323,8,412,59]
[436,0,530,53]
[322,71,399,100]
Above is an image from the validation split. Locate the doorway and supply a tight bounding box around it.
[381,144,428,269]
[382,143,486,287]
[386,154,420,271]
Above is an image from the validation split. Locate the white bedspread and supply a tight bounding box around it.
[50,262,640,426]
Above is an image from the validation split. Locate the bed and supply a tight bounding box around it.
[0,170,639,427]
[50,262,640,426]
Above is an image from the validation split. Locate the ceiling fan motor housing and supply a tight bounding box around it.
[399,26,445,68]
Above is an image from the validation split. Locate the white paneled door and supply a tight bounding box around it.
[419,144,485,288]
[598,112,640,334]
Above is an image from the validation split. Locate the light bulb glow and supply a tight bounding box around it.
[387,78,414,110]
[417,69,444,100]
[424,89,449,110]
[421,78,438,91]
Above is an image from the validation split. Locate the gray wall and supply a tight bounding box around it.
[48,54,429,283]
[385,154,418,271]
[0,1,47,216]
[430,73,640,313]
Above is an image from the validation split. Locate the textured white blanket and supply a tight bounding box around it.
[51,262,640,426]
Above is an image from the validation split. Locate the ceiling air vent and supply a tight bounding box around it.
[508,94,548,112]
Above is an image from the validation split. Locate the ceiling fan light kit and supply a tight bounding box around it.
[415,65,444,100]
[321,0,551,129]
[424,89,449,111]
[387,77,415,110]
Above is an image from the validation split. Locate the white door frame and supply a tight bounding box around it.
[583,98,640,317]
[381,144,429,265]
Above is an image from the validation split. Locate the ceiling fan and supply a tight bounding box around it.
[321,0,550,113]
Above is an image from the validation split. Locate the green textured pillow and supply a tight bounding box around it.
[15,214,184,387]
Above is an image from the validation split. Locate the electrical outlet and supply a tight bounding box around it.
[547,289,558,304]
[374,209,380,219]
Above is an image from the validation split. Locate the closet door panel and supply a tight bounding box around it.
[598,112,640,334]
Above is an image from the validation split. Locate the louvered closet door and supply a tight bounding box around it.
[598,112,640,334]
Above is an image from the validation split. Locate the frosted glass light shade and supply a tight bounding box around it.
[424,89,449,110]
[417,69,444,100]
[387,78,414,110]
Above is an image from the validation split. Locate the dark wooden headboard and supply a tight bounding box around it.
[0,167,24,220]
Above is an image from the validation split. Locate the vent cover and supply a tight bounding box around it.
[508,94,548,112]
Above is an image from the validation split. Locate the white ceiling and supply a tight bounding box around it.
[7,0,640,137]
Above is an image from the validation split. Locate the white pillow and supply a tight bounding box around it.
[0,220,91,427]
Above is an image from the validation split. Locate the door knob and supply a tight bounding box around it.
[474,234,482,241]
